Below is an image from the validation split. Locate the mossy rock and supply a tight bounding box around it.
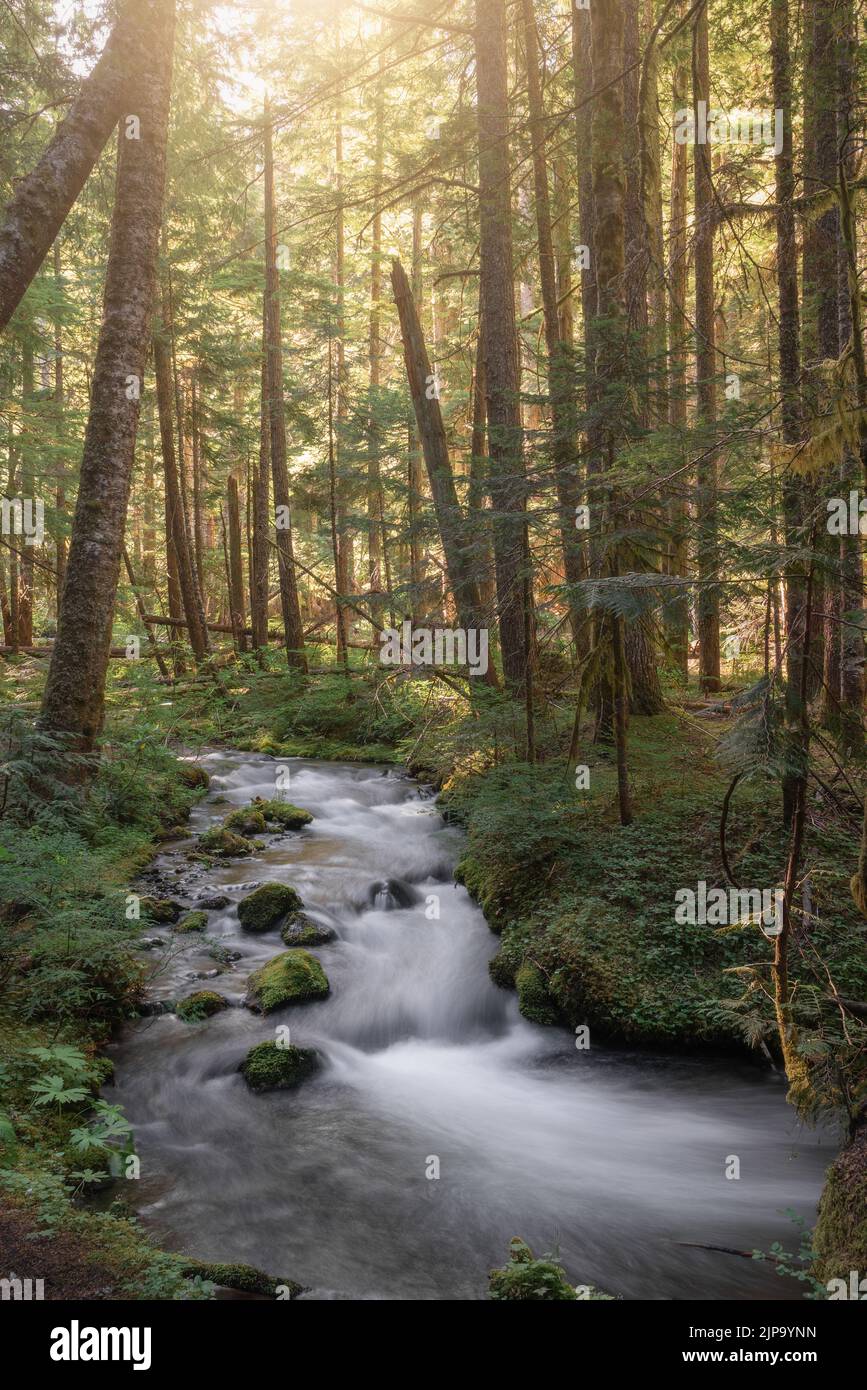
[240,1040,319,1092]
[280,915,336,948]
[176,764,210,790]
[140,896,183,925]
[174,910,208,934]
[154,825,191,842]
[246,951,330,1013]
[813,1122,867,1283]
[223,807,268,835]
[515,962,559,1027]
[251,797,314,831]
[197,827,256,858]
[238,883,303,932]
[175,990,227,1023]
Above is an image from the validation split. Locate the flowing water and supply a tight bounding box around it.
[111,751,832,1301]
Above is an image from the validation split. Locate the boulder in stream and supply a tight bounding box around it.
[240,1040,319,1092]
[251,797,313,831]
[197,827,256,858]
[173,910,208,934]
[238,882,303,932]
[175,990,228,1023]
[222,807,268,835]
[245,950,329,1013]
[280,916,336,948]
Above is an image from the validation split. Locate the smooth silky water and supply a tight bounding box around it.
[110,752,831,1300]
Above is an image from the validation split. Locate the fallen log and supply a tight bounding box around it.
[0,645,160,659]
[143,613,282,639]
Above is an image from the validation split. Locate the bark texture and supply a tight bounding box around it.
[39,0,175,756]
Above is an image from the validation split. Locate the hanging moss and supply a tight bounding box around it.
[515,963,558,1026]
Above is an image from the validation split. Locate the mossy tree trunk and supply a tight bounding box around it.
[39,0,175,766]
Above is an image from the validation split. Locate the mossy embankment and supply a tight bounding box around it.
[0,686,306,1299]
[440,712,866,1059]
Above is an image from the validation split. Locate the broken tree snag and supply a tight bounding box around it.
[391,258,497,686]
[38,0,175,765]
[263,99,306,672]
[0,0,149,332]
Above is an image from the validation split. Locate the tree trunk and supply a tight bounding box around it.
[227,473,247,654]
[408,202,426,624]
[520,0,582,644]
[191,374,206,611]
[263,101,306,671]
[327,333,348,665]
[835,0,864,752]
[367,59,386,618]
[474,0,529,692]
[39,0,174,760]
[0,0,152,332]
[18,330,34,647]
[665,20,691,676]
[693,0,721,693]
[250,302,270,652]
[154,325,209,662]
[589,0,633,823]
[334,107,353,620]
[53,239,68,611]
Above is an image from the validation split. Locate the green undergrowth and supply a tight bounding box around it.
[0,675,220,1297]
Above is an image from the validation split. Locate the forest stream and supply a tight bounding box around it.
[110,752,832,1301]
